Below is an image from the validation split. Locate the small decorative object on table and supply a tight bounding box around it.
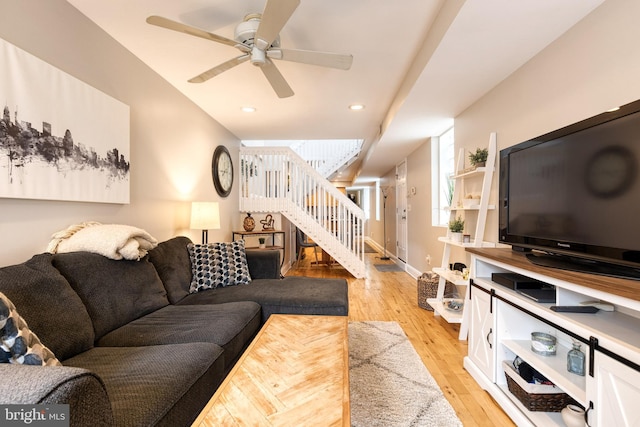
[258,237,266,249]
[531,332,557,356]
[445,298,464,312]
[260,214,275,230]
[243,213,255,232]
[463,194,480,208]
[561,404,586,427]
[567,342,586,376]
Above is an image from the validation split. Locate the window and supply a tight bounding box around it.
[432,127,455,226]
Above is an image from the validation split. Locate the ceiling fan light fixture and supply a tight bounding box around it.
[147,0,352,98]
[349,104,365,111]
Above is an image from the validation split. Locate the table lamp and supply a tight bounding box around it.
[190,202,220,244]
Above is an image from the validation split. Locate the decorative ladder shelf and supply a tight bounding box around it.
[427,132,497,340]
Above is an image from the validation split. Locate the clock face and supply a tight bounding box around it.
[585,146,636,198]
[212,145,233,197]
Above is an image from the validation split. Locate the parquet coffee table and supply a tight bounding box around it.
[192,314,350,426]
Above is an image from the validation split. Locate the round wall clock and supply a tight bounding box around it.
[585,145,636,198]
[212,145,233,197]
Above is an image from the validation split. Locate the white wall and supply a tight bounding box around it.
[0,0,240,266]
[401,0,640,276]
[453,0,640,250]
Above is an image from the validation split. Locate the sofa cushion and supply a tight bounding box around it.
[52,252,170,340]
[0,292,61,366]
[188,241,251,292]
[177,276,349,322]
[148,236,193,304]
[97,302,261,370]
[245,249,281,279]
[0,254,94,361]
[64,343,224,427]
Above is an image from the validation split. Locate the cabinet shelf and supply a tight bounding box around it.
[502,340,586,406]
[448,204,496,211]
[438,236,496,248]
[452,166,494,179]
[432,267,469,286]
[426,298,463,323]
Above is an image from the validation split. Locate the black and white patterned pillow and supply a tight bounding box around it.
[187,240,252,293]
[0,292,61,366]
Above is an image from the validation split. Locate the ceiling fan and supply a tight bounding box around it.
[146,0,353,98]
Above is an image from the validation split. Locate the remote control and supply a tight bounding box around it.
[550,305,599,313]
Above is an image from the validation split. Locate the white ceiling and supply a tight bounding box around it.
[66,0,604,183]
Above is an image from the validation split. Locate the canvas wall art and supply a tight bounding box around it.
[0,37,130,204]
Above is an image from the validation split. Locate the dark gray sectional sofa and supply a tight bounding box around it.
[0,236,349,426]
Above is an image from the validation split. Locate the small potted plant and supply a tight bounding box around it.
[469,147,489,168]
[258,237,266,248]
[448,216,465,242]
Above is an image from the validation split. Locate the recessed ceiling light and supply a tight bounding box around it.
[606,106,620,112]
[349,104,365,111]
[241,106,256,113]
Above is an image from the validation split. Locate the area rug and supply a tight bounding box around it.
[349,321,462,427]
[374,263,403,272]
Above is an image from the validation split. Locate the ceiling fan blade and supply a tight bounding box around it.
[260,59,294,98]
[254,0,300,50]
[188,54,250,83]
[269,49,353,70]
[146,15,243,49]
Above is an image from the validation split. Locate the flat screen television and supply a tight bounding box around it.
[499,99,640,280]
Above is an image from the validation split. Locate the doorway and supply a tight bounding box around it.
[396,160,408,263]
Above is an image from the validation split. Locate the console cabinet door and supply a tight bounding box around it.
[468,286,495,381]
[588,350,640,426]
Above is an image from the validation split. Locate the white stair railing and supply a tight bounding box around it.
[289,139,362,178]
[240,147,365,278]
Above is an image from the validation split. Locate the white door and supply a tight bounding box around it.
[588,350,640,426]
[468,285,495,381]
[396,160,408,263]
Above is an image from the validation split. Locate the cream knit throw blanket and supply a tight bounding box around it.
[46,222,158,261]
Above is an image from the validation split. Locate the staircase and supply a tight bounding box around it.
[289,139,362,178]
[239,147,365,278]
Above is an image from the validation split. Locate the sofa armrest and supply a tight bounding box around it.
[245,249,281,279]
[0,364,114,426]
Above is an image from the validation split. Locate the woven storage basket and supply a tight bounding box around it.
[502,361,575,412]
[417,272,458,311]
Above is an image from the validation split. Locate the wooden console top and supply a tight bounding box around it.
[466,248,640,303]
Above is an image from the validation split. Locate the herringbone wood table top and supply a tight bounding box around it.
[192,314,350,427]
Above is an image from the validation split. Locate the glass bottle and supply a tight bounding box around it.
[567,342,585,376]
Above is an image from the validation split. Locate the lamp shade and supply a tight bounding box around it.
[190,202,221,231]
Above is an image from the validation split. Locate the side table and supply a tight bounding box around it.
[232,230,285,269]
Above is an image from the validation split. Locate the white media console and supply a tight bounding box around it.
[464,248,640,426]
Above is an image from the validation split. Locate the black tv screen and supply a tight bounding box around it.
[499,99,640,280]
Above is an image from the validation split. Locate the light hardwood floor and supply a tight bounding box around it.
[287,247,515,427]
